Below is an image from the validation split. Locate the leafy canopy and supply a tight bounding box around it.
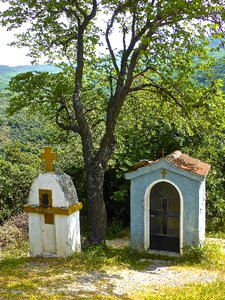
[1,0,225,165]
[1,1,225,241]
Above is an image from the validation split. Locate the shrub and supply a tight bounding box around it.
[0,212,28,249]
[0,142,40,223]
[180,241,225,269]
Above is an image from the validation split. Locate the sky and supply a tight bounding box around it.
[1,26,32,66]
[0,4,119,67]
[0,2,32,66]
[0,15,108,67]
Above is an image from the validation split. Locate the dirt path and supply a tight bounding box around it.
[1,237,224,299]
[57,261,220,298]
[52,238,223,298]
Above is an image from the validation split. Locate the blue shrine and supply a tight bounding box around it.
[125,151,210,254]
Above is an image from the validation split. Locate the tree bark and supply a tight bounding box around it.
[86,161,107,245]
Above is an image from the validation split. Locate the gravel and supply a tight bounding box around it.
[56,261,221,298]
[49,237,223,298]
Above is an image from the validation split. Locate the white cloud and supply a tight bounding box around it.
[0,5,122,66]
[0,32,32,66]
[0,3,32,66]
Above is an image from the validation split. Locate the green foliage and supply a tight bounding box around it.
[106,219,124,240]
[6,63,110,146]
[182,135,225,232]
[6,62,225,231]
[0,142,41,223]
[1,61,225,232]
[0,64,59,90]
[1,0,225,242]
[179,241,225,269]
[110,79,225,230]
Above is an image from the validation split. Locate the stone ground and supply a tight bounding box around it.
[58,261,220,298]
[1,237,224,299]
[39,237,224,298]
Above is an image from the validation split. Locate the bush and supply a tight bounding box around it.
[0,142,40,223]
[180,241,225,269]
[0,212,28,249]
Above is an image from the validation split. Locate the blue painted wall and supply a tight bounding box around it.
[126,159,207,253]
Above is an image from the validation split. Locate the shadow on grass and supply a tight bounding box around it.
[0,243,177,274]
[63,245,177,272]
[0,256,29,270]
[1,243,224,300]
[2,240,224,274]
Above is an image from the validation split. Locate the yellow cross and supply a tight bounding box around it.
[40,147,56,172]
[161,169,168,178]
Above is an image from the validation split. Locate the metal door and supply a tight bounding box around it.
[150,182,180,252]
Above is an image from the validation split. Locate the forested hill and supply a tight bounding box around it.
[209,38,225,56]
[0,43,225,230]
[0,37,225,90]
[1,43,225,90]
[0,64,60,90]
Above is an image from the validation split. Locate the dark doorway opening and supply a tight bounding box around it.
[150,181,180,252]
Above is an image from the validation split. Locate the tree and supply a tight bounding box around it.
[1,0,225,244]
[0,141,41,223]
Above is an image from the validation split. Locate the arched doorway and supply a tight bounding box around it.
[150,181,180,252]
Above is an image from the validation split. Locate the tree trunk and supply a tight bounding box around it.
[87,161,107,245]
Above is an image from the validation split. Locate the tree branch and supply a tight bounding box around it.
[131,11,136,40]
[82,0,98,30]
[129,80,183,108]
[105,9,120,76]
[72,0,98,166]
[56,106,81,133]
[122,26,127,51]
[74,1,87,18]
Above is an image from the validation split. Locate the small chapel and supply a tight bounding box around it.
[125,151,211,255]
[24,147,82,257]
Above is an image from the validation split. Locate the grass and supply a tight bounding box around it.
[133,280,225,300]
[178,240,225,269]
[207,231,225,239]
[0,241,151,299]
[0,238,225,299]
[1,215,225,299]
[0,242,224,299]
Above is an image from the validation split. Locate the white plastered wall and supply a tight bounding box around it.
[27,172,80,257]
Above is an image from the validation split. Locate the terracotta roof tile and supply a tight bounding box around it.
[166,151,211,176]
[132,160,153,171]
[132,151,211,176]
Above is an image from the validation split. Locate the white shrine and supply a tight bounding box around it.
[24,147,82,257]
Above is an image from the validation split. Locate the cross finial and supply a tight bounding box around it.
[161,148,165,158]
[40,147,56,172]
[161,169,168,178]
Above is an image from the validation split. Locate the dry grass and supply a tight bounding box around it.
[0,238,225,300]
[0,213,28,249]
[1,216,225,299]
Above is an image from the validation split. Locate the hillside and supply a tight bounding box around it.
[0,64,60,170]
[0,64,60,90]
[209,38,225,59]
[0,37,225,91]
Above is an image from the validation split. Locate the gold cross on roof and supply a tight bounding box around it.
[161,169,168,178]
[40,146,56,172]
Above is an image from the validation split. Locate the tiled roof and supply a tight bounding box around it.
[132,151,211,176]
[166,151,211,176]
